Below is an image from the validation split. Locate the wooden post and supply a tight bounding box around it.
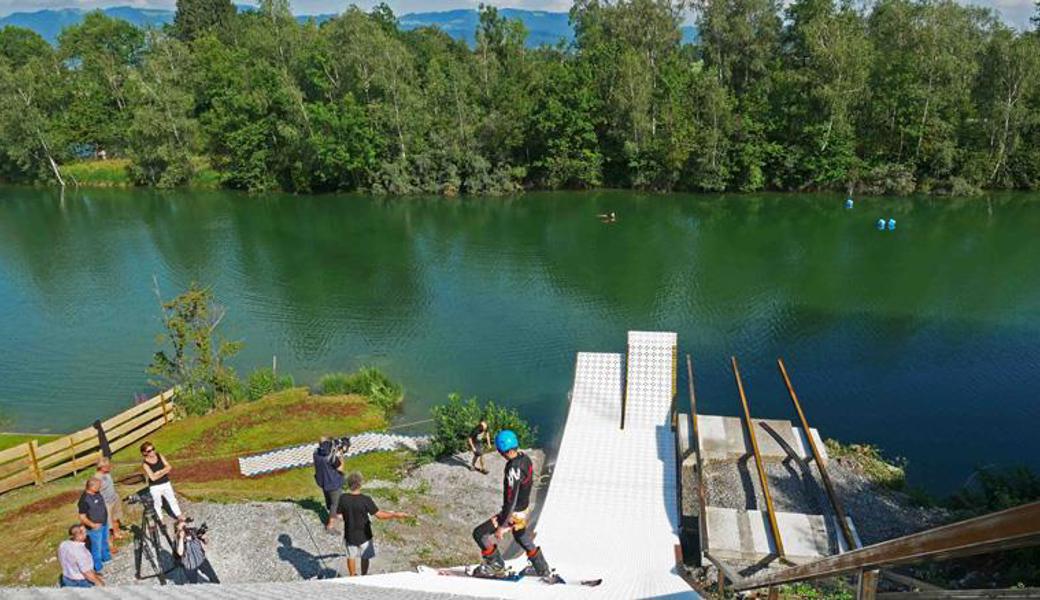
[160,390,170,425]
[67,437,78,476]
[857,569,879,600]
[768,586,780,600]
[26,441,43,485]
[717,568,725,599]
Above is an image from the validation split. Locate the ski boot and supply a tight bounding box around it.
[528,547,562,584]
[472,547,509,579]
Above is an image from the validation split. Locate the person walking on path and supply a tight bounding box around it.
[313,437,346,532]
[95,458,124,542]
[337,471,413,576]
[141,441,182,524]
[467,419,492,474]
[58,524,105,587]
[77,478,111,574]
[471,430,553,579]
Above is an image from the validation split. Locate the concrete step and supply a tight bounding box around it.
[696,415,828,464]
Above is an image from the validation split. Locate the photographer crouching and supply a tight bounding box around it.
[313,436,349,533]
[175,519,220,584]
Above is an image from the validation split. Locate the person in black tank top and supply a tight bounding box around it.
[140,441,182,523]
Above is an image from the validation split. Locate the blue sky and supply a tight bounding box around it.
[0,0,1035,29]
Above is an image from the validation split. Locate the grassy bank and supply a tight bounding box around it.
[0,387,410,586]
[0,433,59,452]
[58,158,221,189]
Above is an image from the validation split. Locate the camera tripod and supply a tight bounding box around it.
[131,506,176,585]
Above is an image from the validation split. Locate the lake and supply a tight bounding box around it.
[1,186,1038,494]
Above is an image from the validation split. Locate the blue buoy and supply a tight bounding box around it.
[845,197,854,209]
[887,218,896,230]
[876,218,886,230]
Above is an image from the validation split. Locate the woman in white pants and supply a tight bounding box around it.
[140,441,182,522]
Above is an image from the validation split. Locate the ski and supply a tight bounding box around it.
[419,565,521,582]
[419,565,601,586]
[521,566,603,586]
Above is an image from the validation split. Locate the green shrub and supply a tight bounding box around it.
[825,439,907,490]
[177,387,215,417]
[244,367,294,402]
[949,466,1040,516]
[318,367,403,417]
[428,393,536,458]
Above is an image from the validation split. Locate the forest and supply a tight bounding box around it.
[1,0,1039,195]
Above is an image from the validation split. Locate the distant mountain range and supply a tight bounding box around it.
[0,6,697,47]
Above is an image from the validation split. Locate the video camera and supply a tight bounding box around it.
[330,436,351,454]
[125,489,159,517]
[125,490,150,506]
[182,517,209,539]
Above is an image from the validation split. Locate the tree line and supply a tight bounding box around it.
[1,0,1039,195]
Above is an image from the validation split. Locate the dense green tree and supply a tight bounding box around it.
[0,0,1037,195]
[0,37,68,183]
[173,0,235,42]
[770,0,871,189]
[126,33,199,187]
[0,26,49,68]
[58,12,145,156]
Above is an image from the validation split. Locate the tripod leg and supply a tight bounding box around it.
[133,527,145,580]
[149,525,167,585]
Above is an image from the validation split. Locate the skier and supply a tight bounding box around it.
[471,430,554,580]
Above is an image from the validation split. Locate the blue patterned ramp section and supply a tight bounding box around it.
[238,433,430,477]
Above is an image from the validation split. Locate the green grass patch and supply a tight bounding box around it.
[826,439,907,490]
[318,368,403,418]
[62,159,131,187]
[0,432,60,452]
[0,387,410,586]
[131,387,384,459]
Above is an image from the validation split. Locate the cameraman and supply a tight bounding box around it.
[175,520,220,584]
[313,437,345,532]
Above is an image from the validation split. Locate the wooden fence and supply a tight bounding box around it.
[0,388,177,495]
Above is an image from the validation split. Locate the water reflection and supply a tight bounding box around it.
[0,186,1038,491]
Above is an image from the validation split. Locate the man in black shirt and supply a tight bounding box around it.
[467,420,491,474]
[77,478,111,574]
[471,430,553,579]
[337,472,412,576]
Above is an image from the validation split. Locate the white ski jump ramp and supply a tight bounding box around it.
[340,331,699,599]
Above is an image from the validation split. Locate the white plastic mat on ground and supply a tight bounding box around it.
[238,432,430,477]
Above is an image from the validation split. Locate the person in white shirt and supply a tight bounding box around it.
[58,524,105,588]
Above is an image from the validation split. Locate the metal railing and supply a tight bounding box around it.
[730,500,1040,591]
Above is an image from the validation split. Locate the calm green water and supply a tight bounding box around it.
[1,187,1038,493]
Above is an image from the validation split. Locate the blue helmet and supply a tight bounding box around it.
[495,430,519,454]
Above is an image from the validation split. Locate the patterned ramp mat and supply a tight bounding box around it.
[238,432,431,477]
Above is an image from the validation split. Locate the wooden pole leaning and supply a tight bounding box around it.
[776,358,857,550]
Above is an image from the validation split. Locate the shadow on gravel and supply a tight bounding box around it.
[276,533,339,579]
[294,498,327,523]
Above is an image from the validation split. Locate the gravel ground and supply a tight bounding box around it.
[97,450,545,587]
[827,453,948,545]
